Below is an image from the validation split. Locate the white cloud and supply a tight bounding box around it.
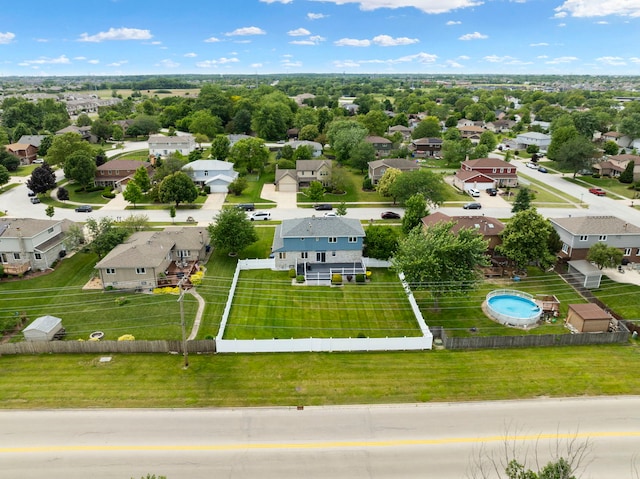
[288,28,311,36]
[335,38,371,47]
[555,0,640,18]
[157,59,180,68]
[307,12,328,20]
[595,20,609,24]
[553,11,567,18]
[310,0,483,14]
[482,55,531,65]
[251,63,264,68]
[225,26,266,36]
[196,57,240,68]
[459,31,488,40]
[445,59,464,68]
[333,59,361,68]
[446,20,462,25]
[35,38,49,43]
[282,60,303,68]
[74,56,87,61]
[108,60,129,67]
[596,56,626,66]
[537,55,549,59]
[396,52,437,63]
[88,59,100,64]
[290,35,326,45]
[20,55,71,65]
[372,34,419,46]
[204,36,220,43]
[0,32,16,44]
[530,42,549,47]
[184,52,197,57]
[457,55,470,60]
[630,57,640,64]
[78,27,152,42]
[558,22,567,26]
[150,41,162,45]
[546,56,578,64]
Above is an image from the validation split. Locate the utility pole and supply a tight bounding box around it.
[177,277,189,369]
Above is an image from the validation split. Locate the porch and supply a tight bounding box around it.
[158,260,200,288]
[296,261,366,282]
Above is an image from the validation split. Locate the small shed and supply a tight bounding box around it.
[567,304,610,333]
[567,260,602,289]
[22,315,63,341]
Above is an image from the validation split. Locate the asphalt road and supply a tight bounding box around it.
[1,397,639,479]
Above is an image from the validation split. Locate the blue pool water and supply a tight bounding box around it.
[488,295,540,319]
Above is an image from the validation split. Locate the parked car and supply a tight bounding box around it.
[27,190,36,197]
[537,166,548,173]
[236,203,255,211]
[468,188,480,197]
[381,211,401,219]
[32,159,44,164]
[30,197,41,204]
[463,202,482,210]
[526,162,538,169]
[323,212,337,217]
[589,187,606,196]
[485,188,498,196]
[250,211,271,221]
[578,169,593,176]
[75,205,93,212]
[314,203,332,211]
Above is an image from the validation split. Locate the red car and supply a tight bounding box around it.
[589,188,606,196]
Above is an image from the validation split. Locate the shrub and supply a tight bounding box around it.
[118,334,135,341]
[355,273,365,283]
[288,268,296,278]
[592,173,601,178]
[114,296,128,306]
[362,177,373,190]
[203,185,211,194]
[296,275,305,283]
[331,273,342,285]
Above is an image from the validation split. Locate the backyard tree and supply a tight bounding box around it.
[479,130,498,152]
[349,140,376,173]
[45,132,94,166]
[602,140,619,156]
[402,193,428,234]
[251,93,295,140]
[619,160,635,184]
[27,163,57,194]
[56,186,69,201]
[328,166,347,194]
[547,125,579,161]
[188,110,222,139]
[210,135,230,161]
[227,176,248,196]
[90,118,113,142]
[391,221,489,309]
[327,119,368,164]
[158,171,198,207]
[389,169,447,206]
[497,209,556,270]
[376,167,402,203]
[298,124,319,141]
[411,116,441,139]
[63,151,97,191]
[132,166,151,192]
[85,217,130,259]
[364,225,398,260]
[63,224,85,252]
[292,144,314,161]
[229,137,269,174]
[123,181,144,207]
[554,135,596,178]
[304,180,325,203]
[0,150,20,172]
[511,187,533,213]
[208,207,258,256]
[587,242,623,270]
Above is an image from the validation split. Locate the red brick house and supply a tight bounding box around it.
[95,159,154,191]
[5,143,38,165]
[453,157,518,191]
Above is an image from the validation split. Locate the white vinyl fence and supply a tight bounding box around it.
[216,260,433,353]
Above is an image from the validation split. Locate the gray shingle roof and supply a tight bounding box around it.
[0,218,61,238]
[550,216,640,235]
[280,216,365,239]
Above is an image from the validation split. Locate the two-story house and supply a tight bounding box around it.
[55,125,98,143]
[271,216,366,281]
[95,160,154,191]
[457,125,485,144]
[515,132,551,152]
[4,143,38,165]
[421,212,503,256]
[387,125,412,141]
[550,216,640,263]
[365,136,392,157]
[275,159,332,192]
[409,137,443,158]
[601,131,632,149]
[95,227,210,291]
[453,157,518,191]
[148,134,196,158]
[182,159,238,193]
[0,217,72,275]
[368,158,420,185]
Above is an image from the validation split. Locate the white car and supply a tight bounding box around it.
[250,211,271,221]
[324,212,337,217]
[32,159,44,164]
[526,162,538,169]
[468,188,480,197]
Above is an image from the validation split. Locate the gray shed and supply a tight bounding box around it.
[23,315,63,341]
[567,260,603,289]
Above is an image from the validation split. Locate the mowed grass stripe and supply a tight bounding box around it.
[224,269,420,339]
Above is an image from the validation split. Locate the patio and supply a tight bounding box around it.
[296,261,366,282]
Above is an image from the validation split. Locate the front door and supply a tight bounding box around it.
[316,252,326,263]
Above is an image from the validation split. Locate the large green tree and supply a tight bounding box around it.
[158,171,198,207]
[349,141,376,173]
[587,242,624,270]
[411,116,441,139]
[210,135,230,161]
[123,181,144,207]
[63,152,97,191]
[391,221,489,308]
[554,136,596,178]
[207,207,258,256]
[376,167,402,203]
[497,209,556,270]
[188,110,222,139]
[327,119,368,164]
[511,187,533,213]
[85,217,130,260]
[132,166,152,192]
[0,165,9,187]
[364,225,398,260]
[229,137,269,173]
[388,169,447,206]
[45,132,94,166]
[251,93,295,140]
[401,193,428,234]
[547,126,579,161]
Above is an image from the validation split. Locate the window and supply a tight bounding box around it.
[332,251,336,257]
[598,235,607,242]
[48,227,54,234]
[348,237,357,243]
[278,252,286,259]
[492,168,497,173]
[328,237,337,243]
[135,267,146,274]
[204,171,209,176]
[561,243,569,254]
[34,253,42,260]
[13,253,20,260]
[500,168,504,173]
[579,235,588,241]
[106,268,116,274]
[637,248,640,256]
[301,252,308,259]
[624,248,632,256]
[177,250,189,258]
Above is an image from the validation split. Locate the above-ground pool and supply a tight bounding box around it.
[485,289,542,328]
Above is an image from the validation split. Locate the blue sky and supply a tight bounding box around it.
[2,0,640,76]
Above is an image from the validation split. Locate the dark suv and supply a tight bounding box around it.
[236,203,255,211]
[314,203,332,211]
[75,205,93,213]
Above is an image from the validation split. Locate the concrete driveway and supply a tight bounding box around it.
[260,183,297,208]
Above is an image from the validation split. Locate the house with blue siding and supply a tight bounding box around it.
[272,216,366,280]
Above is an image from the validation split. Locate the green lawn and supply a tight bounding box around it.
[1,344,639,408]
[515,172,580,207]
[297,168,389,204]
[223,172,276,206]
[564,176,639,199]
[415,269,587,337]
[591,276,640,319]
[224,268,420,339]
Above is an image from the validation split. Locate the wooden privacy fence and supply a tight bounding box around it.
[0,340,216,355]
